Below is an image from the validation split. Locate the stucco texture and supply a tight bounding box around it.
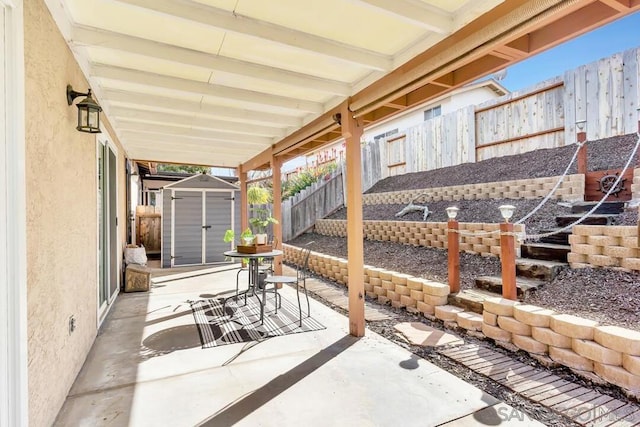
[24,1,125,425]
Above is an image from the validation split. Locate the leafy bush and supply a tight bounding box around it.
[281,162,338,200]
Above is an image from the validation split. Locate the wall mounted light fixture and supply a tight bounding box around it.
[66,84,102,133]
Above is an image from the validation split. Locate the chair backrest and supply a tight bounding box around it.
[296,248,312,281]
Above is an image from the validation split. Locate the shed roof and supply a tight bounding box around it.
[163,173,240,190]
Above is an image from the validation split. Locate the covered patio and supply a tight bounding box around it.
[54,264,542,426]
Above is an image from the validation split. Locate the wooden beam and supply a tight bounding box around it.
[242,147,273,172]
[118,124,273,146]
[103,89,303,127]
[355,0,453,33]
[92,63,324,114]
[71,25,351,96]
[342,102,365,337]
[116,0,391,71]
[272,106,342,156]
[271,155,283,275]
[431,74,454,87]
[598,0,631,12]
[452,55,508,87]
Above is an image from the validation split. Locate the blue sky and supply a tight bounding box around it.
[498,11,640,91]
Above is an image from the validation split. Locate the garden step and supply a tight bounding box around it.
[555,214,616,227]
[521,243,570,263]
[516,258,567,281]
[448,289,501,314]
[475,275,545,297]
[571,201,625,215]
[538,229,570,246]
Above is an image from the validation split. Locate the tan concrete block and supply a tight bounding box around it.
[549,347,593,371]
[531,327,572,348]
[422,281,450,297]
[406,277,425,290]
[381,280,395,291]
[417,301,435,315]
[394,285,411,296]
[378,295,390,305]
[373,286,386,296]
[594,362,640,392]
[620,236,639,248]
[387,290,400,302]
[379,270,393,281]
[483,311,498,326]
[594,326,640,356]
[587,235,619,247]
[369,277,382,287]
[573,225,604,236]
[622,354,640,376]
[513,334,548,354]
[572,244,602,256]
[366,267,383,278]
[568,235,587,245]
[603,226,637,237]
[587,254,618,267]
[482,323,512,342]
[621,257,640,271]
[498,316,532,336]
[434,305,464,321]
[456,311,483,331]
[409,289,424,301]
[603,246,638,258]
[400,295,416,308]
[483,297,520,317]
[567,253,587,264]
[513,305,555,327]
[550,314,598,340]
[364,283,374,292]
[424,294,449,306]
[572,339,623,366]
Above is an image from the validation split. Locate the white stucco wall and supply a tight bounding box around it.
[24,1,126,425]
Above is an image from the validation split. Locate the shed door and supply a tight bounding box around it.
[173,191,203,266]
[205,191,233,263]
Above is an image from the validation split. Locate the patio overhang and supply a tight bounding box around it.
[44,0,640,170]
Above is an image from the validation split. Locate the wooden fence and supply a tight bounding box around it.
[135,205,161,255]
[281,170,344,241]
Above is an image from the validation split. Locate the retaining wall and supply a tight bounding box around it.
[362,174,585,205]
[315,219,524,258]
[568,225,640,271]
[284,244,640,397]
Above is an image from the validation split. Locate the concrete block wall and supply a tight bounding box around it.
[568,225,639,271]
[632,168,640,200]
[315,220,525,258]
[284,244,640,397]
[362,174,585,205]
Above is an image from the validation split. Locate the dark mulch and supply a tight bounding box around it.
[366,133,640,194]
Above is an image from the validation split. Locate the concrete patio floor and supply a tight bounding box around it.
[54,264,544,427]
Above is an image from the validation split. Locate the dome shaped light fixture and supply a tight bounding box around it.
[498,205,516,223]
[446,206,459,220]
[66,85,102,133]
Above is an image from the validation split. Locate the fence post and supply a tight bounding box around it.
[500,221,517,300]
[447,218,460,293]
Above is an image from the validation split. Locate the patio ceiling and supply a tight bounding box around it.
[45,0,640,169]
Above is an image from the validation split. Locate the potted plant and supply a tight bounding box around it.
[223,227,255,247]
[249,207,278,245]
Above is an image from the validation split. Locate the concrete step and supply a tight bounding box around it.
[448,289,502,314]
[571,201,625,215]
[538,229,570,246]
[475,275,545,297]
[521,243,571,262]
[555,214,616,227]
[515,257,567,281]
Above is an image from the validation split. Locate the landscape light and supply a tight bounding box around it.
[446,206,459,220]
[498,205,516,222]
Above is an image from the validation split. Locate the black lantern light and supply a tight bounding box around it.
[66,84,102,133]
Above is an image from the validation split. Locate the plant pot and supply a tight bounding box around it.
[242,236,255,246]
[255,234,268,245]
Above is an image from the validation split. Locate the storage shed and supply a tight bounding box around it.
[161,174,241,268]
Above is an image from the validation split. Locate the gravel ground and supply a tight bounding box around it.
[366,134,640,194]
[308,135,640,330]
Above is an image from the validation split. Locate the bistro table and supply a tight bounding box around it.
[222,249,283,323]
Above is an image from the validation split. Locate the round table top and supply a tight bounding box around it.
[224,249,283,258]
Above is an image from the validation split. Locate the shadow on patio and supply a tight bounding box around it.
[54,265,537,427]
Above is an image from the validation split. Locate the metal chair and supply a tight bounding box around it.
[262,247,312,326]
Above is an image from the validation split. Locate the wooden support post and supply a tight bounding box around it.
[271,155,283,275]
[577,131,587,175]
[342,102,365,337]
[447,219,460,293]
[238,166,248,233]
[500,222,517,300]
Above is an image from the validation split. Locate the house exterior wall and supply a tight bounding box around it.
[24,1,125,425]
